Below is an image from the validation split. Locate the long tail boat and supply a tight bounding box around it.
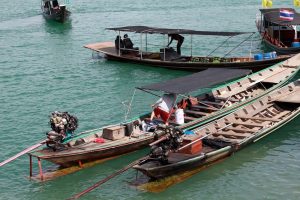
[84,26,291,72]
[133,79,300,179]
[256,8,300,55]
[26,54,300,180]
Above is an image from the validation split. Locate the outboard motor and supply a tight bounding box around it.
[46,111,78,151]
[149,125,184,164]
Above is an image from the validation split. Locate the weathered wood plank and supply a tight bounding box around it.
[225,127,257,133]
[235,116,280,122]
[185,109,208,116]
[191,105,219,111]
[226,121,264,127]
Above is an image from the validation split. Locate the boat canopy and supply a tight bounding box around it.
[259,8,300,25]
[137,68,251,94]
[106,26,253,36]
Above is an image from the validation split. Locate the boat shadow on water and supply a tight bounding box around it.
[43,19,72,34]
[130,115,300,193]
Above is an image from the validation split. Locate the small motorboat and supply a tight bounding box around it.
[41,0,70,23]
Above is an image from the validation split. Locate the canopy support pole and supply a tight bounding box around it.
[223,32,255,57]
[140,33,143,60]
[164,35,167,61]
[279,26,281,44]
[118,31,121,56]
[260,14,263,34]
[146,33,148,52]
[249,34,254,58]
[190,35,193,57]
[124,89,137,121]
[29,155,32,178]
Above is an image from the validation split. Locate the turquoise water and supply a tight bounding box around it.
[0,0,300,199]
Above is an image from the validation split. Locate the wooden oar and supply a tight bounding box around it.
[68,156,149,200]
[0,139,46,167]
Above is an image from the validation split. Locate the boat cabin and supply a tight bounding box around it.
[256,8,300,53]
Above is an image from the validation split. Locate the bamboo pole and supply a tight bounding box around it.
[68,156,149,199]
[0,140,46,167]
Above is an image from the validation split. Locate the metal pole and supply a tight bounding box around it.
[29,155,32,178]
[250,34,253,58]
[164,35,166,61]
[146,33,148,52]
[38,158,43,181]
[140,33,143,59]
[118,31,121,56]
[279,26,281,43]
[190,35,193,57]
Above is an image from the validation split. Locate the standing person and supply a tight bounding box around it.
[167,34,185,55]
[150,93,177,125]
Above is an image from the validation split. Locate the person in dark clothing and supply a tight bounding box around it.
[115,35,124,50]
[123,34,134,49]
[167,34,184,55]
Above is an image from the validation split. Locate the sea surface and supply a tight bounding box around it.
[0,0,300,199]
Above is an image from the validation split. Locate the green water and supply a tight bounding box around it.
[1,0,300,199]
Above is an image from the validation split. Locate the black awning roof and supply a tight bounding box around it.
[259,8,300,25]
[106,26,252,36]
[137,68,251,94]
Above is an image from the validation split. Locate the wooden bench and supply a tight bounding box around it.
[200,100,224,106]
[213,131,251,139]
[235,116,280,122]
[225,127,257,133]
[185,109,208,116]
[191,105,219,111]
[226,121,264,127]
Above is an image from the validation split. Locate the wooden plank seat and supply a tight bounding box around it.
[191,105,219,111]
[183,115,197,122]
[225,121,264,127]
[214,96,241,102]
[225,127,257,133]
[184,109,208,116]
[235,116,280,122]
[213,131,252,139]
[271,110,291,120]
[199,100,224,106]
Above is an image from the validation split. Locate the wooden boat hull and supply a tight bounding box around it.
[85,42,290,72]
[134,80,300,179]
[134,111,300,179]
[30,134,154,167]
[105,54,288,72]
[135,147,232,179]
[261,38,300,55]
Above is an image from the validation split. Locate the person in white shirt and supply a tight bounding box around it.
[150,93,177,125]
